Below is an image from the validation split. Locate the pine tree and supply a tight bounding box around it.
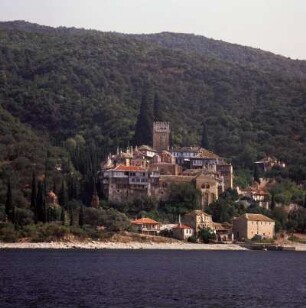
[79,205,84,227]
[201,121,210,149]
[133,91,153,146]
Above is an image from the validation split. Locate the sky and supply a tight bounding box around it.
[0,0,305,60]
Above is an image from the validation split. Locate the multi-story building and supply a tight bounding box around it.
[171,146,233,190]
[100,164,160,203]
[233,213,275,240]
[153,122,170,152]
[182,210,214,233]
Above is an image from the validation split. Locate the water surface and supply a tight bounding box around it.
[0,250,305,307]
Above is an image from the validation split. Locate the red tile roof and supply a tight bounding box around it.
[114,164,146,172]
[131,217,159,225]
[173,224,192,230]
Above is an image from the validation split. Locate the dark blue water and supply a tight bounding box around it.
[0,250,305,308]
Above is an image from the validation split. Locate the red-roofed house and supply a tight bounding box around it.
[131,217,160,235]
[172,223,194,240]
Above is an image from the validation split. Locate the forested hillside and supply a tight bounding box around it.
[133,32,306,78]
[1,20,306,189]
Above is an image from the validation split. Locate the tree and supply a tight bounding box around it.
[133,90,153,146]
[79,204,84,227]
[5,179,15,223]
[101,208,131,231]
[36,181,46,223]
[253,164,260,183]
[153,93,163,121]
[15,208,34,226]
[58,180,68,208]
[270,192,276,211]
[198,227,216,243]
[201,121,210,149]
[60,207,65,225]
[160,183,201,220]
[30,171,37,222]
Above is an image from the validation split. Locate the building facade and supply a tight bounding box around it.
[182,210,214,233]
[233,213,275,240]
[131,217,160,235]
[153,122,170,152]
[172,224,194,240]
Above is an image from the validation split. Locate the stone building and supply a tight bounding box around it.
[213,222,233,242]
[254,156,286,173]
[153,122,170,152]
[171,146,233,190]
[182,210,214,233]
[233,213,275,240]
[100,164,160,203]
[216,164,233,190]
[150,150,182,175]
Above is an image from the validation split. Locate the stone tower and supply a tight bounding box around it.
[153,121,170,152]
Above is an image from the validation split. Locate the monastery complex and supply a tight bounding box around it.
[99,122,233,209]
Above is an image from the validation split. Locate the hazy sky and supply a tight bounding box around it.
[0,0,305,59]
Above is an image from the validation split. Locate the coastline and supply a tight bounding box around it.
[0,241,247,250]
[1,241,306,251]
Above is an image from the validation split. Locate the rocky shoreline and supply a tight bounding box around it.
[0,241,248,250]
[1,241,306,251]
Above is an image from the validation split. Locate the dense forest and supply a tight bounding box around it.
[0,21,306,238]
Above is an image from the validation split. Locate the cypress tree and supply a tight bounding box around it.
[153,93,163,121]
[30,171,37,222]
[270,193,276,211]
[60,207,65,225]
[58,180,68,208]
[133,91,153,146]
[36,181,45,222]
[79,205,84,228]
[43,200,48,223]
[5,179,15,223]
[253,165,260,184]
[69,208,74,226]
[201,121,210,149]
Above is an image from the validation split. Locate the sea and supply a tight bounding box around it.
[0,249,305,308]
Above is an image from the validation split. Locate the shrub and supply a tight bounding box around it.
[101,208,131,231]
[198,227,216,244]
[31,223,70,242]
[0,206,6,221]
[83,207,104,226]
[15,208,34,226]
[0,223,19,242]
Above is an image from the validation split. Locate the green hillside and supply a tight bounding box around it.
[0,20,306,182]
